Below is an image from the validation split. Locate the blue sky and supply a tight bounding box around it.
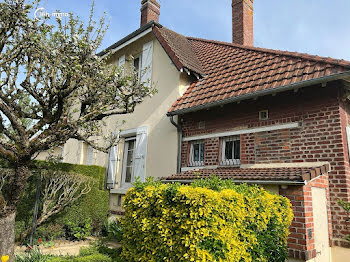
[36,0,350,61]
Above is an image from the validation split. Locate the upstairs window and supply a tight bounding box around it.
[133,56,141,78]
[221,136,240,166]
[121,137,136,185]
[189,141,205,166]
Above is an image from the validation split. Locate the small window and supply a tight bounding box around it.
[189,141,205,166]
[259,110,269,120]
[133,56,141,77]
[121,137,136,185]
[221,136,240,166]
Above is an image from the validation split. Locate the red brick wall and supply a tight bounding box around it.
[242,129,292,163]
[280,174,331,260]
[180,84,350,245]
[232,0,254,46]
[140,0,160,27]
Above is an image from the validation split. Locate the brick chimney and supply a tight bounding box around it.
[140,0,160,27]
[232,0,254,46]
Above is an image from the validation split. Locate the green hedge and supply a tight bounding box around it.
[121,178,293,262]
[14,161,108,241]
[47,254,112,262]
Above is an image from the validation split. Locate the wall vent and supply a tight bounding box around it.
[259,110,269,120]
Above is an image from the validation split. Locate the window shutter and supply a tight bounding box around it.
[133,127,148,182]
[106,134,120,189]
[118,55,125,76]
[141,41,153,86]
[346,126,350,159]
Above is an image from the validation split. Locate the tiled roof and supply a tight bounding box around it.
[163,164,330,183]
[153,26,205,75]
[167,37,350,114]
[98,22,350,114]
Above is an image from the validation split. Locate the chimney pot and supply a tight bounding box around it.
[232,0,254,46]
[140,0,160,27]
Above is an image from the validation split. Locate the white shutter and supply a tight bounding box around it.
[346,126,350,159]
[141,41,153,86]
[118,55,125,76]
[133,127,148,182]
[106,133,120,189]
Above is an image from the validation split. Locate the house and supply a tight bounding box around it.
[58,0,350,261]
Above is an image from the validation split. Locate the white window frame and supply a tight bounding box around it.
[221,136,241,166]
[189,140,205,167]
[121,137,136,187]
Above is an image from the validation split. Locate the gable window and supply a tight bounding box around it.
[121,137,136,185]
[221,136,240,166]
[189,141,205,166]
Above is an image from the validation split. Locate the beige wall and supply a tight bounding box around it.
[107,35,183,186]
[36,147,63,161]
[54,32,188,193]
[331,246,350,262]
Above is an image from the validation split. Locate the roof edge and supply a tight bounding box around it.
[152,26,184,72]
[161,179,306,185]
[168,70,350,116]
[97,21,162,57]
[187,37,350,68]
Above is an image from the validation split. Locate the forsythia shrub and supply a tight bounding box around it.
[121,177,293,262]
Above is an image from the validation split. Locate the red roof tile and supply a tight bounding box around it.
[153,26,205,75]
[163,164,330,183]
[167,37,350,114]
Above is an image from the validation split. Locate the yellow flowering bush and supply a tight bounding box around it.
[121,177,293,262]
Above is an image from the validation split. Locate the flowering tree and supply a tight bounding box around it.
[0,0,154,258]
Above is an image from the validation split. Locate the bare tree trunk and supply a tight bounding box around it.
[0,163,31,261]
[0,212,16,261]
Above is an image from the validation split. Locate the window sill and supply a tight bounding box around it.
[218,164,241,168]
[181,165,218,172]
[110,187,130,194]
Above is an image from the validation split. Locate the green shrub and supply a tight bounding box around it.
[122,177,293,262]
[35,224,65,241]
[15,248,54,262]
[65,218,93,241]
[14,162,108,242]
[47,254,112,262]
[103,220,123,242]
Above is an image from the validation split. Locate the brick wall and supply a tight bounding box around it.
[140,0,160,27]
[280,174,331,260]
[232,0,254,46]
[180,83,350,245]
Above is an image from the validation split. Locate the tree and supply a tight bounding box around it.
[0,0,154,258]
[19,169,92,242]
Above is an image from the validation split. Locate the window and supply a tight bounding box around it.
[221,136,240,166]
[259,110,269,120]
[133,56,141,78]
[121,137,136,185]
[189,141,205,166]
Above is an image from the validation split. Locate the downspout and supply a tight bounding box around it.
[169,115,182,174]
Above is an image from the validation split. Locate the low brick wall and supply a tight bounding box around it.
[280,174,331,260]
